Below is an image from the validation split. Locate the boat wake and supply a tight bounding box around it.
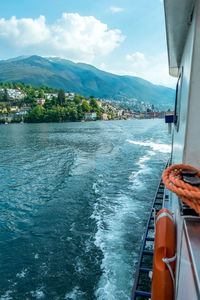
[128,150,155,189]
[127,139,171,153]
[91,176,139,300]
[91,137,170,299]
[0,120,171,300]
[65,286,86,299]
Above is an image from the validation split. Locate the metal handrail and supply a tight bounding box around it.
[131,160,170,299]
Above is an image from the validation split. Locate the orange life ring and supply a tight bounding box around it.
[151,208,176,300]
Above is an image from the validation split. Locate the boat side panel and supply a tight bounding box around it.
[176,226,199,300]
[172,7,195,165]
[184,0,200,168]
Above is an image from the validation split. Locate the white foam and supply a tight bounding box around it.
[91,190,138,300]
[65,286,85,299]
[93,183,99,194]
[74,258,85,274]
[127,139,171,153]
[30,289,44,299]
[91,138,169,299]
[16,269,27,278]
[0,290,13,300]
[69,222,75,232]
[128,150,155,188]
[136,150,155,169]
[71,156,92,176]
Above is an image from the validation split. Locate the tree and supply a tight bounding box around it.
[24,88,37,106]
[0,91,3,101]
[57,89,65,106]
[69,108,78,121]
[38,89,45,98]
[90,98,99,111]
[74,94,82,105]
[76,105,84,119]
[3,88,9,102]
[51,96,57,106]
[25,106,45,122]
[43,99,52,109]
[6,102,11,113]
[81,100,91,112]
[9,83,13,88]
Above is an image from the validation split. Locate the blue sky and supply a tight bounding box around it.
[0,0,176,87]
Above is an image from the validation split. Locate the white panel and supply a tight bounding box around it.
[176,229,198,300]
[172,7,195,164]
[184,0,200,168]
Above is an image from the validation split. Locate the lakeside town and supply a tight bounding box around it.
[0,82,167,123]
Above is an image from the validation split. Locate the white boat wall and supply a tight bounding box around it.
[165,0,200,168]
[132,1,200,299]
[164,0,200,299]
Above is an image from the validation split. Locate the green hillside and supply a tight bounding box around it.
[0,55,175,109]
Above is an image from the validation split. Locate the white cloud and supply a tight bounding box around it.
[98,52,176,88]
[124,51,176,87]
[99,62,106,70]
[109,6,124,13]
[0,16,50,46]
[126,52,148,69]
[0,13,125,62]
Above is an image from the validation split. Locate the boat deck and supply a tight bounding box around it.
[131,173,168,299]
[131,160,200,300]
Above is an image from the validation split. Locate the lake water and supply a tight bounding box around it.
[0,120,171,300]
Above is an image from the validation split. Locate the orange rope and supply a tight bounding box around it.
[162,164,200,214]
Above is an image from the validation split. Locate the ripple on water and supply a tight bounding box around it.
[0,120,171,300]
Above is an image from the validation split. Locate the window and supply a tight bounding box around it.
[174,69,183,131]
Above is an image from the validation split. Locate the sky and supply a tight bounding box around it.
[0,0,176,87]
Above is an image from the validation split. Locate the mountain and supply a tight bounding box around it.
[0,55,175,109]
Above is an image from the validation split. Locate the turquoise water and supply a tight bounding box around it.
[0,120,171,300]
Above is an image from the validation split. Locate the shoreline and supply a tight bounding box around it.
[0,117,165,125]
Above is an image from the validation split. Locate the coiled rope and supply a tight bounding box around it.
[162,164,200,214]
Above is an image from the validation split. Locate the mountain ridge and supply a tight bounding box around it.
[0,55,175,109]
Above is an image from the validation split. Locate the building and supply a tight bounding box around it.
[37,98,45,105]
[7,89,25,100]
[149,112,155,118]
[96,100,102,108]
[117,110,124,117]
[44,93,57,100]
[84,112,97,120]
[102,113,108,120]
[139,113,145,118]
[16,107,31,116]
[0,108,7,114]
[10,106,19,112]
[65,92,75,102]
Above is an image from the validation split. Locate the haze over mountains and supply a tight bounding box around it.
[0,55,175,109]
